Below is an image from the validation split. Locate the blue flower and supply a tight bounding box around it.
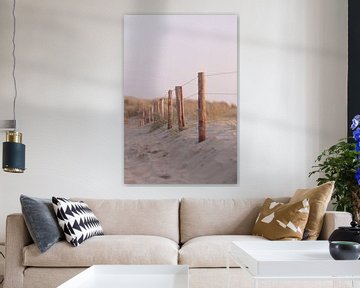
[353,128,360,142]
[350,115,360,186]
[356,168,360,186]
[352,115,360,130]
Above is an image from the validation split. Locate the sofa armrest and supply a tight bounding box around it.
[318,211,352,240]
[4,213,32,288]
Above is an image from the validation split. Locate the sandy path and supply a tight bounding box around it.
[124,118,237,184]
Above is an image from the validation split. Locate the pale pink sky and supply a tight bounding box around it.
[124,15,238,104]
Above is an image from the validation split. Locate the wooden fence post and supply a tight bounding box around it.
[157,99,160,120]
[145,109,148,124]
[150,106,154,122]
[179,87,185,128]
[153,100,157,121]
[198,72,207,142]
[168,90,173,129]
[164,97,168,119]
[159,99,162,120]
[175,86,183,130]
[160,98,165,120]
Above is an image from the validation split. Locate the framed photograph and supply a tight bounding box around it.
[124,15,237,184]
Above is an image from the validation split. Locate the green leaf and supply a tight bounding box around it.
[309,138,360,215]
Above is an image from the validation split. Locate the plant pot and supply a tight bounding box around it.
[329,241,360,260]
[329,221,360,244]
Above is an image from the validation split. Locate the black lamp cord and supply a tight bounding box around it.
[1,0,16,278]
[12,0,18,130]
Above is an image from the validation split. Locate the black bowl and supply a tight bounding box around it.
[329,241,360,260]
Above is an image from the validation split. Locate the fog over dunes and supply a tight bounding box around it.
[124,15,238,105]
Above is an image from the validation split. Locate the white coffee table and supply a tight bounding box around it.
[228,241,360,288]
[58,265,189,288]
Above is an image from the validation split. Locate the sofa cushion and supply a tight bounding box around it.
[23,235,179,267]
[290,181,334,240]
[180,198,289,243]
[179,235,267,268]
[20,195,64,253]
[52,197,104,247]
[24,268,86,288]
[72,198,179,243]
[252,198,310,240]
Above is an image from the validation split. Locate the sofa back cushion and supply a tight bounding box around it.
[72,198,179,243]
[180,198,289,243]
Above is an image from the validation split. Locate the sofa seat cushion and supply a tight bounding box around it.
[23,235,179,267]
[179,235,267,268]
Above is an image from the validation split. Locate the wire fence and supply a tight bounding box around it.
[130,71,237,142]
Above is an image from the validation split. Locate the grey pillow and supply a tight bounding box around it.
[20,195,64,253]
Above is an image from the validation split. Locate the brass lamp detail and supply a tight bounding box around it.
[6,130,22,143]
[2,131,25,173]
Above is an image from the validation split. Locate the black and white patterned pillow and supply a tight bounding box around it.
[52,197,104,247]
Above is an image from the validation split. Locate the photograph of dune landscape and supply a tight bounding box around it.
[124,15,237,184]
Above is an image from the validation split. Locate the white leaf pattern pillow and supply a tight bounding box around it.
[252,198,310,240]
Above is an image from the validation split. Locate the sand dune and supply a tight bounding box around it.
[124,118,237,184]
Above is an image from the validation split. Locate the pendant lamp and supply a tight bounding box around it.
[1,0,26,173]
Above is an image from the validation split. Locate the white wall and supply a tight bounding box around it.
[0,0,347,242]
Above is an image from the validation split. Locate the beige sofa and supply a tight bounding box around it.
[4,198,352,288]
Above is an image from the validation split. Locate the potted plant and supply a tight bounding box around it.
[309,115,360,222]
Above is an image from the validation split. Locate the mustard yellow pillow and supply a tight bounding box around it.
[252,198,310,240]
[289,181,334,240]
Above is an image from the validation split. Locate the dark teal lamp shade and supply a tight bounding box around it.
[2,131,25,173]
